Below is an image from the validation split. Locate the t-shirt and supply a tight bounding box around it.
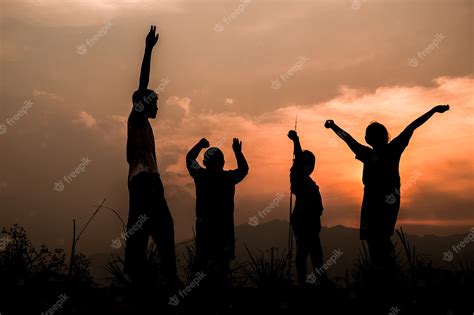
[187,163,248,260]
[127,114,158,182]
[290,155,324,223]
[354,129,412,190]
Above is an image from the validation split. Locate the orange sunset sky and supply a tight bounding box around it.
[1,0,473,254]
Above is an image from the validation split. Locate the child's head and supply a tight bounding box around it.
[365,122,390,148]
[132,89,158,118]
[203,147,225,171]
[302,150,315,175]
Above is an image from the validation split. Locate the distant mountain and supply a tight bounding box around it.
[89,220,474,286]
[233,220,473,275]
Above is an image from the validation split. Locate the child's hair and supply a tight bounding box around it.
[203,147,225,170]
[302,150,315,175]
[365,121,390,147]
[131,89,158,113]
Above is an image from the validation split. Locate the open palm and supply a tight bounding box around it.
[146,25,159,48]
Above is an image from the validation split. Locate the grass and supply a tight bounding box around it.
[238,244,291,288]
[1,224,473,314]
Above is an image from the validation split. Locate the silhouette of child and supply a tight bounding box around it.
[186,137,249,288]
[325,105,449,268]
[125,26,178,289]
[288,130,328,286]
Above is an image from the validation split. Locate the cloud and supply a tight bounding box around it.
[1,75,472,255]
[150,75,474,229]
[1,0,472,252]
[166,96,191,116]
[225,98,234,106]
[75,111,97,128]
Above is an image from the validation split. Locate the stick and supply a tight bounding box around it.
[287,116,297,283]
[68,219,76,278]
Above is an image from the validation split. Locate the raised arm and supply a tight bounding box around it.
[390,104,450,150]
[402,105,449,135]
[287,130,303,158]
[325,120,365,155]
[231,138,249,183]
[139,25,159,90]
[186,138,209,172]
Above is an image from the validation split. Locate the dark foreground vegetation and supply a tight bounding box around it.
[0,224,472,314]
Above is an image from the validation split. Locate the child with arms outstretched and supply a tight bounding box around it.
[186,138,249,288]
[324,105,449,269]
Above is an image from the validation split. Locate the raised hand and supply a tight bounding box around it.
[232,138,242,153]
[146,25,159,49]
[324,120,335,129]
[139,25,159,90]
[287,130,299,141]
[199,138,210,148]
[433,104,450,113]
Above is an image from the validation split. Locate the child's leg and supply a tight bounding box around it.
[148,175,178,290]
[369,236,397,284]
[368,236,395,265]
[367,237,383,266]
[295,238,310,285]
[123,218,149,283]
[215,256,231,289]
[124,173,152,284]
[382,237,396,267]
[309,234,330,285]
[309,235,324,271]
